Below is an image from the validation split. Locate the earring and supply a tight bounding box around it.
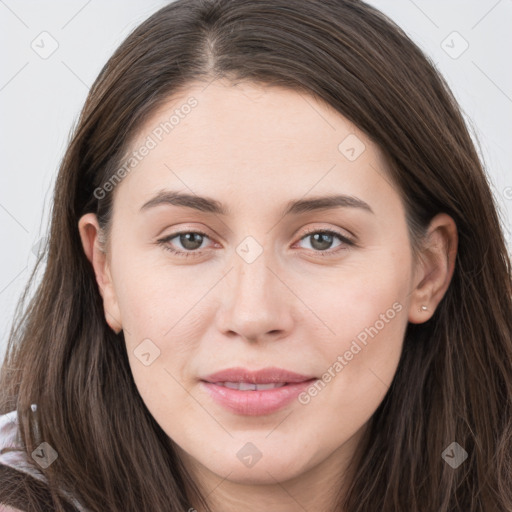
[419,305,428,313]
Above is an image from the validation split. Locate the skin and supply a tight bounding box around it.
[79,79,458,512]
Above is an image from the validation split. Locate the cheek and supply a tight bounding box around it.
[301,311,407,458]
[111,248,202,338]
[306,247,410,349]
[295,252,410,440]
[109,252,209,407]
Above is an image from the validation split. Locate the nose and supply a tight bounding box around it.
[215,245,295,344]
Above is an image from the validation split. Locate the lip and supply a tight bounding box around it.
[200,366,317,416]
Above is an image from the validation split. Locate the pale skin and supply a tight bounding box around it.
[79,79,458,512]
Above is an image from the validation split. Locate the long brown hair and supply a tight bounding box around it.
[1,0,511,510]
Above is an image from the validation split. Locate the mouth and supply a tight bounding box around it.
[200,367,318,416]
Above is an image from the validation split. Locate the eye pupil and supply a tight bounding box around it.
[310,232,333,251]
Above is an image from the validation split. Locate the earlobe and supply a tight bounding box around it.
[408,213,458,324]
[78,213,123,333]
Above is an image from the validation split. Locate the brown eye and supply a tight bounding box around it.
[176,232,205,251]
[157,230,212,257]
[307,232,336,251]
[297,229,355,255]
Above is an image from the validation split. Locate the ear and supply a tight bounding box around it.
[78,213,123,334]
[408,213,458,324]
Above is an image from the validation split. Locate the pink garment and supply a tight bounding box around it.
[0,406,88,511]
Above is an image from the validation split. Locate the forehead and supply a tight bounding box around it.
[114,79,398,215]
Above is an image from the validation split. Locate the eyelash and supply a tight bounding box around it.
[156,228,356,259]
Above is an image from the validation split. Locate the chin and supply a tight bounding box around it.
[202,453,309,484]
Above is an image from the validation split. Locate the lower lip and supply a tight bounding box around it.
[200,379,317,416]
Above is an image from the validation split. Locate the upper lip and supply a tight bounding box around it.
[201,366,316,384]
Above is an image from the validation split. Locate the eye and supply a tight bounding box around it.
[157,230,213,258]
[157,227,356,259]
[295,228,355,256]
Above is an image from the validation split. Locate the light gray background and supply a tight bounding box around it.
[1,0,511,365]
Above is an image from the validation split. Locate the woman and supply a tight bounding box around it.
[1,0,511,510]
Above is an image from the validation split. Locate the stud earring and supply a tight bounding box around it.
[419,305,428,313]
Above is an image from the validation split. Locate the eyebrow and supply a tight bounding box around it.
[139,190,374,216]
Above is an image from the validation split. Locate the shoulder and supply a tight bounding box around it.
[0,505,25,512]
[0,410,89,512]
[0,408,48,486]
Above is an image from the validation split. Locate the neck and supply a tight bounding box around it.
[180,426,367,512]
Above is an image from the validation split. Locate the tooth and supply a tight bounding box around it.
[223,382,241,390]
[218,382,288,391]
[255,383,281,390]
[239,382,257,391]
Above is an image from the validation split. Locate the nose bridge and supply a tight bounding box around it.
[232,240,278,313]
[234,244,273,301]
[218,238,292,341]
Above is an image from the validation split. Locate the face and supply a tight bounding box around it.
[81,79,432,491]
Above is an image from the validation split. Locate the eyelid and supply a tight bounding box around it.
[157,229,213,249]
[297,225,356,244]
